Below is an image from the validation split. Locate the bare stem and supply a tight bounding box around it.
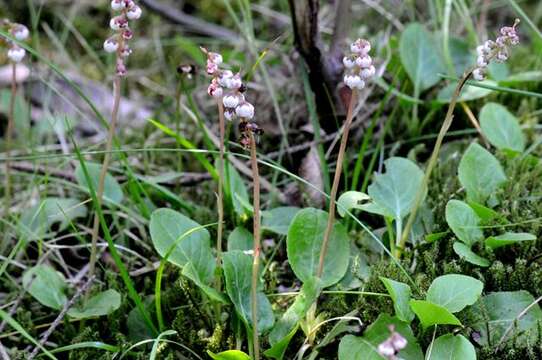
[87,71,123,283]
[249,131,261,360]
[4,63,16,217]
[317,89,357,278]
[215,101,225,293]
[398,70,472,257]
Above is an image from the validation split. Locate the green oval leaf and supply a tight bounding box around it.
[67,289,121,319]
[23,265,67,310]
[227,226,253,252]
[75,162,124,205]
[399,23,445,91]
[337,191,371,218]
[262,207,301,235]
[458,143,506,203]
[150,208,215,285]
[368,157,424,221]
[427,334,476,360]
[427,274,483,313]
[207,350,251,360]
[409,300,462,329]
[338,314,423,360]
[380,277,415,322]
[453,242,490,267]
[286,208,350,287]
[485,232,536,250]
[223,251,274,333]
[437,80,495,103]
[445,200,484,246]
[20,198,87,240]
[480,103,525,152]
[466,290,542,346]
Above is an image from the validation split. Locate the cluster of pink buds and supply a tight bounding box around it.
[2,20,29,63]
[103,0,142,76]
[376,325,407,360]
[342,38,375,90]
[473,19,520,81]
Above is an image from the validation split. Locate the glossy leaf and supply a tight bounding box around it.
[437,80,495,103]
[445,200,484,246]
[207,350,251,360]
[150,208,215,286]
[223,251,274,333]
[380,277,415,322]
[20,198,87,240]
[286,208,350,287]
[480,102,525,152]
[338,314,423,360]
[458,143,506,203]
[23,265,67,310]
[485,232,536,250]
[337,191,371,217]
[427,334,476,360]
[399,23,445,91]
[68,290,121,319]
[75,162,124,205]
[367,157,424,221]
[453,242,490,267]
[466,290,542,346]
[262,207,301,235]
[426,274,483,313]
[409,300,462,329]
[227,227,253,252]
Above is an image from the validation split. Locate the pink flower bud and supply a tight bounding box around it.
[223,94,240,108]
[343,56,355,69]
[476,55,488,67]
[236,102,254,119]
[360,65,375,79]
[103,38,119,53]
[472,68,485,81]
[127,5,142,20]
[110,16,128,30]
[377,341,395,357]
[351,38,371,55]
[227,73,242,89]
[120,46,132,58]
[224,109,235,121]
[116,61,127,76]
[208,82,223,98]
[356,55,372,68]
[7,46,25,63]
[122,29,133,40]
[111,0,125,10]
[217,70,234,87]
[208,52,223,65]
[12,24,29,41]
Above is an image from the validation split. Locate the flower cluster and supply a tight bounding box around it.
[203,48,259,148]
[2,20,30,63]
[377,325,408,360]
[342,38,375,90]
[473,19,520,81]
[103,0,142,76]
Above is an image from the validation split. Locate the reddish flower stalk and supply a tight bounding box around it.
[3,21,29,216]
[317,38,375,278]
[88,0,141,281]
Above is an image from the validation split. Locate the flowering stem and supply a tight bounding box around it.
[88,65,123,283]
[215,101,225,294]
[4,63,16,216]
[317,89,357,278]
[249,130,261,360]
[397,70,472,257]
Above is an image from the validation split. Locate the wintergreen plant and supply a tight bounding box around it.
[2,20,29,215]
[400,20,521,256]
[318,38,375,278]
[88,0,142,281]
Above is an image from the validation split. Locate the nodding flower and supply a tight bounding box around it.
[473,19,520,81]
[377,325,408,360]
[2,20,29,63]
[343,38,375,90]
[202,47,259,148]
[104,0,142,76]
